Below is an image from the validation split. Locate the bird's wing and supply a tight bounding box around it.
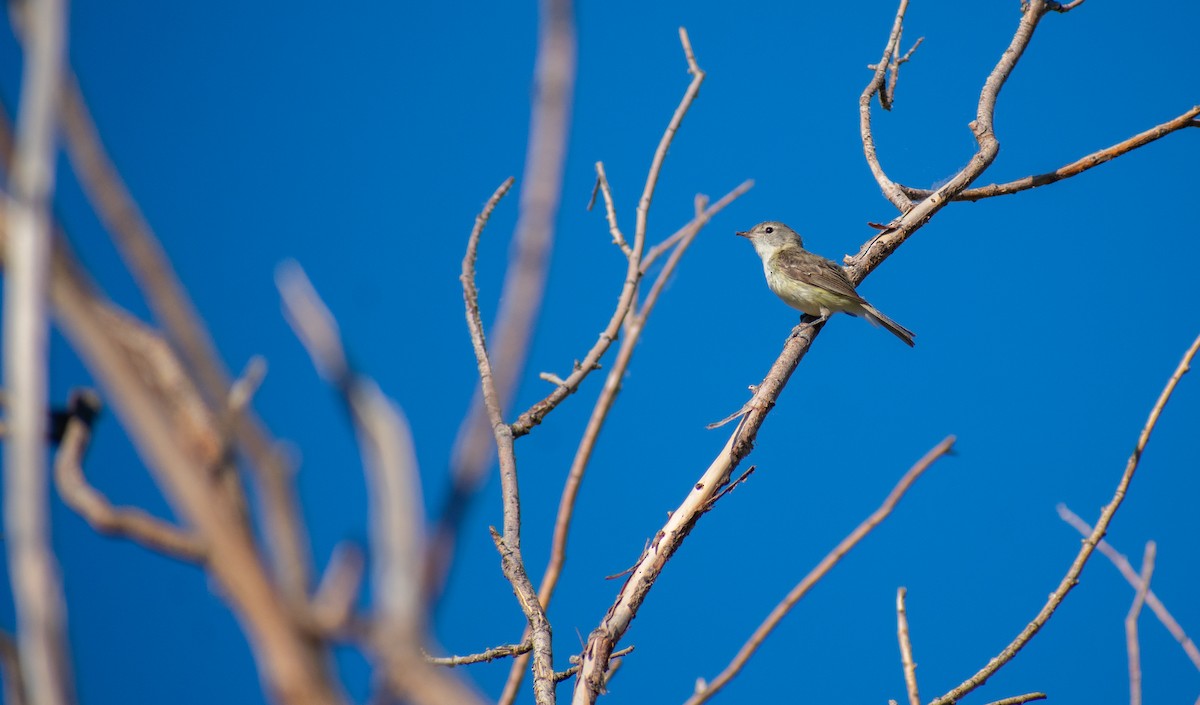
[771,247,865,302]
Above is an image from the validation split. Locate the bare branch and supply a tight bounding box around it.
[896,587,920,705]
[460,178,555,705]
[634,27,705,253]
[859,0,916,210]
[3,0,75,702]
[685,437,955,705]
[1057,504,1200,671]
[426,641,532,667]
[899,106,1200,201]
[593,162,631,257]
[53,389,206,562]
[929,332,1200,705]
[439,0,577,602]
[1126,542,1156,705]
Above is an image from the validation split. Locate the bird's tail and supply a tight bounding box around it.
[861,304,916,347]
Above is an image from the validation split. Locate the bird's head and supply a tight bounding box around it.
[735,221,803,258]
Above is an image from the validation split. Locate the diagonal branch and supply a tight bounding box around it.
[899,105,1200,201]
[684,437,955,705]
[929,331,1200,705]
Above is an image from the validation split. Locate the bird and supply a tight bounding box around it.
[735,221,915,346]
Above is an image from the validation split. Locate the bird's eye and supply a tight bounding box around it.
[764,226,774,234]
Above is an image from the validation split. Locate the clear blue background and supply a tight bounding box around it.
[2,2,1198,704]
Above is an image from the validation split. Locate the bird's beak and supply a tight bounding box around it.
[735,230,750,238]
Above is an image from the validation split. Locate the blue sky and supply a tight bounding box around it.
[2,2,1199,704]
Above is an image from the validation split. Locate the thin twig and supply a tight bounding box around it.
[685,437,955,705]
[929,332,1200,705]
[877,36,924,111]
[554,647,635,684]
[594,163,631,257]
[3,0,75,702]
[979,694,1048,705]
[1047,0,1088,12]
[897,587,920,705]
[1057,504,1200,671]
[426,642,532,667]
[508,161,648,439]
[859,0,915,210]
[438,0,577,605]
[899,106,1200,201]
[1126,542,1156,705]
[53,389,206,562]
[461,178,556,705]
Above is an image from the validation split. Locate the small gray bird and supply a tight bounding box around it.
[736,221,915,346]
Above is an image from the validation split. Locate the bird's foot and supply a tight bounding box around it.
[788,313,828,340]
